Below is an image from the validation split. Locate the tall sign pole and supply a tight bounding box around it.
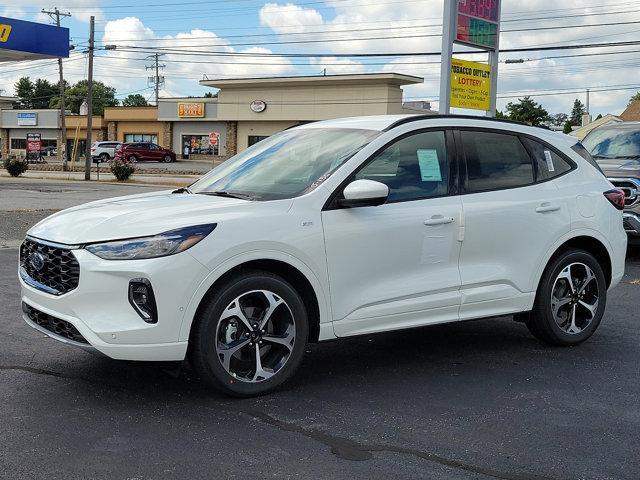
[439,0,502,117]
[486,0,502,117]
[438,0,456,114]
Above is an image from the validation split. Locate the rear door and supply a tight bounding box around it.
[456,128,572,320]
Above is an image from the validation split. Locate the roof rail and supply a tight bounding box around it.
[383,114,532,131]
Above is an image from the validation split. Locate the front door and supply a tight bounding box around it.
[322,130,463,337]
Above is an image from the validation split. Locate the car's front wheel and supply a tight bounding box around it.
[99,153,109,162]
[189,271,309,396]
[163,154,172,163]
[526,249,607,345]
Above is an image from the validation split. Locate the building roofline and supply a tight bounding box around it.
[200,73,424,89]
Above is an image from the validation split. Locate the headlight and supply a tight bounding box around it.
[85,224,216,260]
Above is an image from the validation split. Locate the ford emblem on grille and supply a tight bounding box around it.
[29,252,46,272]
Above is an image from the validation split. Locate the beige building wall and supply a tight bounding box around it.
[236,121,298,152]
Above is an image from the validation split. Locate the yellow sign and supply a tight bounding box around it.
[0,24,12,43]
[177,102,204,118]
[450,58,491,111]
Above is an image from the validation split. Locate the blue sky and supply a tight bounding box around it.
[2,0,640,116]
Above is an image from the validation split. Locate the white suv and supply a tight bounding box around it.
[19,115,627,396]
[91,141,122,162]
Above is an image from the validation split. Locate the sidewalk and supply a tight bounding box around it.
[1,169,199,187]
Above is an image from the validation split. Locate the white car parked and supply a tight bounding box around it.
[91,141,122,162]
[20,115,627,396]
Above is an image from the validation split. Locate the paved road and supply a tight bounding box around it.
[0,179,162,248]
[1,180,639,479]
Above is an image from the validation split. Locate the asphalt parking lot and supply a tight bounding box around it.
[1,179,639,480]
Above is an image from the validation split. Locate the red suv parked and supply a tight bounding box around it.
[115,142,176,163]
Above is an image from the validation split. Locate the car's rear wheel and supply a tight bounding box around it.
[163,154,172,163]
[99,153,109,162]
[189,271,308,397]
[128,155,137,163]
[526,249,607,346]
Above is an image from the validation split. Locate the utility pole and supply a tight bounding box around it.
[84,16,95,181]
[146,53,165,105]
[42,8,71,170]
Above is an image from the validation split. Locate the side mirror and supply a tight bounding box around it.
[337,179,389,208]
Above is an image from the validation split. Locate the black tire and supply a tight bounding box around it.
[128,155,137,163]
[99,153,109,163]
[189,270,309,397]
[526,249,607,346]
[163,154,172,163]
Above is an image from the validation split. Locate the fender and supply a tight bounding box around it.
[177,249,333,342]
[527,228,615,310]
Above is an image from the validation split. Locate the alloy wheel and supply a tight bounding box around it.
[550,262,600,334]
[215,290,296,383]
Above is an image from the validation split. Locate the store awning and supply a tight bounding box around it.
[0,16,69,62]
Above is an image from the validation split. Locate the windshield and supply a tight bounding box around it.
[582,128,640,158]
[189,127,380,200]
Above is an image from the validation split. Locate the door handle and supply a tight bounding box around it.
[424,215,455,226]
[535,203,561,213]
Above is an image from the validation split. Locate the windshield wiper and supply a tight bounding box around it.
[172,187,192,194]
[198,190,255,200]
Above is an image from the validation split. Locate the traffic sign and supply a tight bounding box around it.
[209,132,218,146]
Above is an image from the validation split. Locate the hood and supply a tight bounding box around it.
[596,157,640,178]
[28,190,290,245]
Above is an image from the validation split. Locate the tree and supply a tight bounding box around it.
[563,121,573,134]
[32,79,58,109]
[570,98,586,126]
[550,113,568,127]
[595,113,603,120]
[628,91,640,106]
[504,96,549,126]
[122,94,149,107]
[51,80,119,115]
[204,91,217,98]
[495,110,506,119]
[14,77,34,108]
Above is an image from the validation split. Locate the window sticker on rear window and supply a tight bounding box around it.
[417,149,442,181]
[544,149,555,172]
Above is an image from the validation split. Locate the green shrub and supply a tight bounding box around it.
[3,157,28,177]
[109,158,135,181]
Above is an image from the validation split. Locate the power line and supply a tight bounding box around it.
[111,39,640,58]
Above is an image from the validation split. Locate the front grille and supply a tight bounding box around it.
[22,303,89,344]
[608,178,640,207]
[20,238,80,295]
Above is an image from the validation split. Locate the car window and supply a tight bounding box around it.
[522,137,572,181]
[150,144,160,150]
[136,143,148,149]
[355,130,449,202]
[571,142,604,174]
[582,128,640,158]
[461,130,534,192]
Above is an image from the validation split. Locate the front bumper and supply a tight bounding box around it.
[623,211,640,236]
[20,247,210,361]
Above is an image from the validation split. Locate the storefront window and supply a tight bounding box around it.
[124,134,157,143]
[248,135,269,147]
[10,139,56,149]
[182,134,219,155]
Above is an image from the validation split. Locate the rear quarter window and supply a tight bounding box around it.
[571,143,604,174]
[522,137,572,181]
